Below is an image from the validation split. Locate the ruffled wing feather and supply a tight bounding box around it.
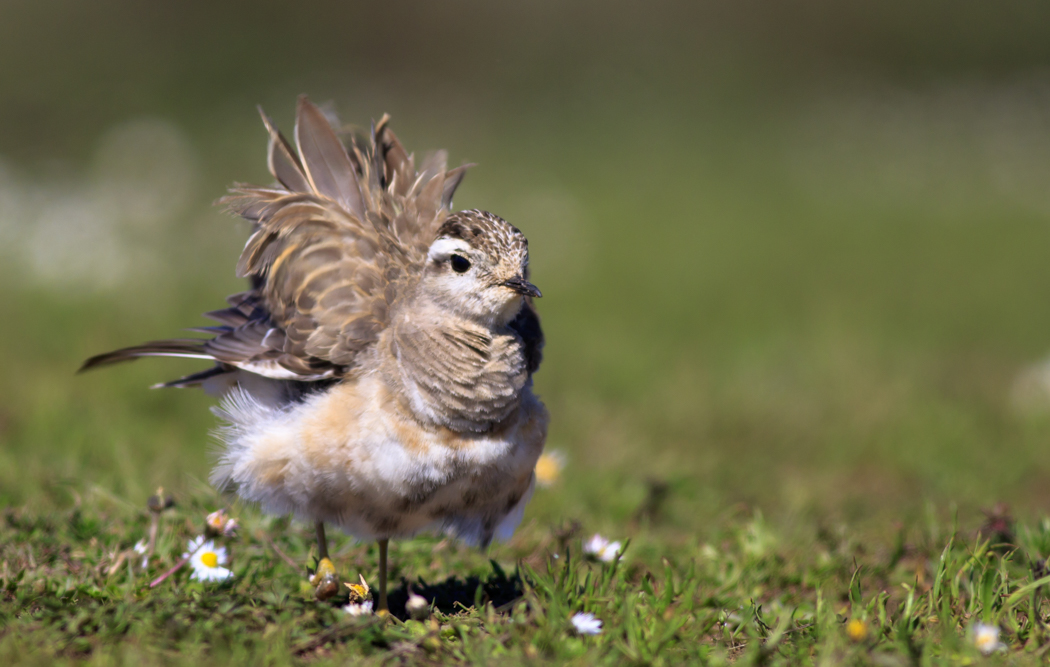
[81,96,471,382]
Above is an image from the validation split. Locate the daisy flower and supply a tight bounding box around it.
[133,539,149,568]
[534,450,566,487]
[571,612,603,635]
[583,534,622,562]
[971,622,1004,655]
[343,600,374,616]
[205,509,239,537]
[184,537,233,582]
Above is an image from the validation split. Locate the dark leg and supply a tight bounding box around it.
[377,538,389,612]
[310,521,339,600]
[316,521,329,560]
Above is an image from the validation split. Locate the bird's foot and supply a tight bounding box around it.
[309,557,340,601]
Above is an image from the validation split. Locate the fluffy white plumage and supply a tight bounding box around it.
[210,371,546,546]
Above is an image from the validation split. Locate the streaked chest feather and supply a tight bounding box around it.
[386,316,529,432]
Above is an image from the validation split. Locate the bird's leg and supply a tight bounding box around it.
[309,521,339,600]
[315,521,329,560]
[377,538,389,612]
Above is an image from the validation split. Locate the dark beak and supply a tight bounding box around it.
[503,276,542,298]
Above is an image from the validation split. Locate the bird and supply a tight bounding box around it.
[80,96,548,612]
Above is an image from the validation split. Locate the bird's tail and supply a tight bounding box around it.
[78,339,231,389]
[78,339,211,371]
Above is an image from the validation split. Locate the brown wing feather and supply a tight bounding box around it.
[259,107,310,194]
[82,97,471,384]
[294,96,366,221]
[225,98,473,375]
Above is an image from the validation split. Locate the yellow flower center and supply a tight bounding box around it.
[975,632,996,650]
[200,551,219,568]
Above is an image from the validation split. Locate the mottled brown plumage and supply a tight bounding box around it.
[80,97,548,612]
[82,97,543,387]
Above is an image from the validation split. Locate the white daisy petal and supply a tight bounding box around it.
[194,565,234,582]
[183,535,206,559]
[571,612,603,635]
[343,600,374,616]
[584,534,622,562]
[971,622,1004,655]
[584,534,609,556]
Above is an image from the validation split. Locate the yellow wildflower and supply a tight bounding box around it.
[345,574,371,603]
[534,450,566,487]
[846,618,868,642]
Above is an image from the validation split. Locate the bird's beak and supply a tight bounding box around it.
[502,276,542,298]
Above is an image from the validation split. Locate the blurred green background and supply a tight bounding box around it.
[3,0,1050,534]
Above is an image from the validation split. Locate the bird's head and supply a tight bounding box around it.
[423,209,540,326]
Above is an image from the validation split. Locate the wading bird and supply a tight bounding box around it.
[81,97,548,611]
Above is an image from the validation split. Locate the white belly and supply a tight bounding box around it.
[210,373,548,546]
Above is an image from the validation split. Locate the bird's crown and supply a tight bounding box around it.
[435,210,529,267]
[423,209,539,325]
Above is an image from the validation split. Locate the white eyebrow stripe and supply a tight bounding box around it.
[428,237,471,261]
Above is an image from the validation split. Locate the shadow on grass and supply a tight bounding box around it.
[384,561,523,620]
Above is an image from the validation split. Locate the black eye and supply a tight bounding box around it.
[450,255,471,273]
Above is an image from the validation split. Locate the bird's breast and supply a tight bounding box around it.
[387,318,530,432]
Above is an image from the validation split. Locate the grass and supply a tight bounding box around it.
[6,491,1050,664]
[5,4,1050,662]
[7,110,1050,662]
[7,109,1050,661]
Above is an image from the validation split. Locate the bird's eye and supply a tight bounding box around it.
[450,255,471,273]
